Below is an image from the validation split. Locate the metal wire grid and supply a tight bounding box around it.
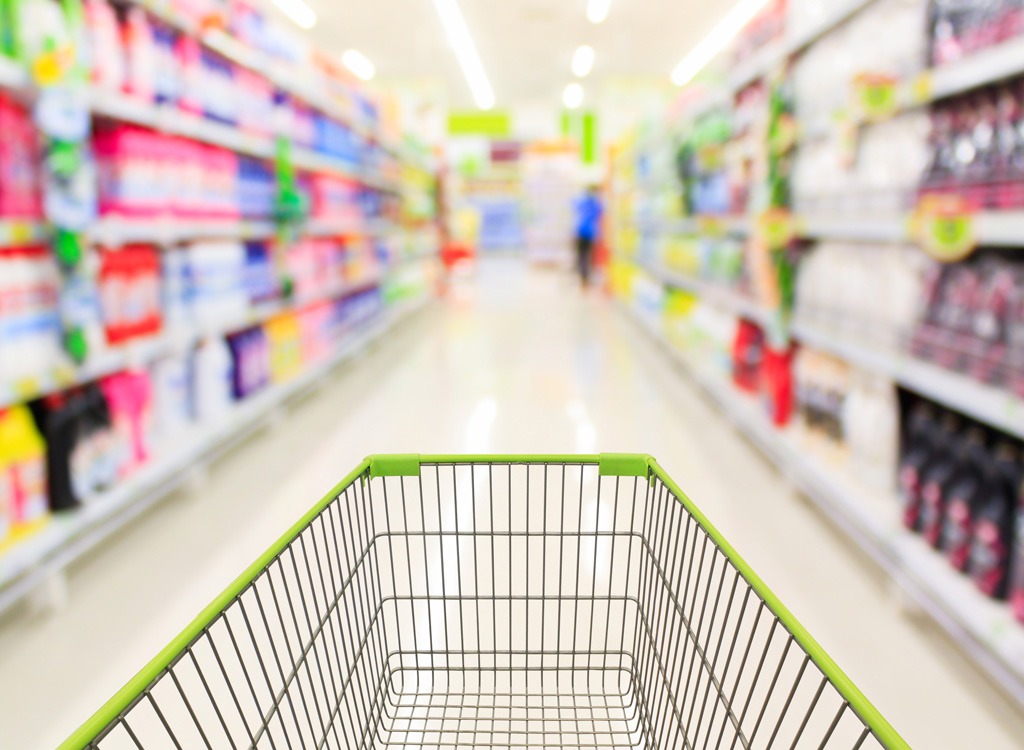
[84,461,889,749]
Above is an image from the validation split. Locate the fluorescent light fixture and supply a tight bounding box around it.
[432,0,495,110]
[671,0,770,86]
[587,0,610,24]
[563,82,584,110]
[271,0,316,29]
[572,45,595,78]
[342,49,375,81]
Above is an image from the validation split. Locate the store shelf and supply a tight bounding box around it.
[792,319,1024,441]
[636,259,773,327]
[0,275,386,411]
[0,293,433,615]
[929,35,1024,101]
[0,220,50,246]
[89,217,277,245]
[726,0,878,99]
[0,55,28,91]
[655,216,751,237]
[621,302,1024,708]
[797,214,909,243]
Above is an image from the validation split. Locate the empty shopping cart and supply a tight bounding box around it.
[61,454,908,749]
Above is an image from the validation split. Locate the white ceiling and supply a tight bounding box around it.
[296,0,732,110]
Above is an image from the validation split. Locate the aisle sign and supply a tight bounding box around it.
[756,208,795,249]
[913,195,978,262]
[852,73,899,123]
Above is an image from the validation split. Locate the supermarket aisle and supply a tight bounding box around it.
[1,259,1022,749]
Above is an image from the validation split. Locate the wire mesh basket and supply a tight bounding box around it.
[61,454,907,750]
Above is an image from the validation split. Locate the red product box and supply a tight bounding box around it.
[99,245,163,344]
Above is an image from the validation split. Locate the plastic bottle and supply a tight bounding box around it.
[100,370,153,476]
[192,337,234,422]
[2,405,49,529]
[919,414,968,549]
[971,441,1019,599]
[0,247,64,384]
[898,402,942,531]
[942,427,991,571]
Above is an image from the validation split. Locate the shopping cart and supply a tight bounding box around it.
[61,454,908,750]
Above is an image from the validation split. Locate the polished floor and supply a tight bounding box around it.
[1,259,1022,748]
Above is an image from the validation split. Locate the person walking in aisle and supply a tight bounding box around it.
[574,185,603,288]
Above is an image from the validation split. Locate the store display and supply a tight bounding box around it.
[928,0,1024,66]
[0,0,439,608]
[610,0,1024,698]
[921,81,1024,208]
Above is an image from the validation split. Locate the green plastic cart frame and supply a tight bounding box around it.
[62,454,909,749]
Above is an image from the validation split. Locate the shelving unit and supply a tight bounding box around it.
[792,320,1024,441]
[620,301,1024,708]
[635,259,772,328]
[0,293,433,615]
[633,257,1024,441]
[0,271,399,411]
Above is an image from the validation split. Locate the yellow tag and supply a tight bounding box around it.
[769,113,798,156]
[13,376,41,401]
[31,45,75,87]
[8,222,34,246]
[852,73,899,123]
[697,216,725,238]
[756,208,796,249]
[913,195,977,262]
[52,364,77,388]
[909,72,933,105]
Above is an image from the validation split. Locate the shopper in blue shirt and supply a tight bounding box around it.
[574,185,603,288]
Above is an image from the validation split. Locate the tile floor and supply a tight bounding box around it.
[0,259,1021,748]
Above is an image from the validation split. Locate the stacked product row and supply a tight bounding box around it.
[0,284,383,548]
[0,235,381,384]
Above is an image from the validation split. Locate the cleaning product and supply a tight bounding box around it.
[121,5,156,102]
[0,92,45,220]
[192,337,234,421]
[899,401,940,531]
[0,246,64,385]
[98,244,162,344]
[971,441,1020,599]
[151,353,193,445]
[100,370,153,476]
[918,412,964,547]
[0,405,48,530]
[942,427,991,571]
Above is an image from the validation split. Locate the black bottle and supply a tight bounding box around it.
[919,413,966,549]
[974,442,1021,600]
[942,427,990,571]
[899,402,940,531]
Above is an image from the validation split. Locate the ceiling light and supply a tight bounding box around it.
[671,0,770,86]
[271,0,316,29]
[572,45,595,78]
[432,0,495,110]
[342,49,375,81]
[563,82,584,110]
[587,0,610,24]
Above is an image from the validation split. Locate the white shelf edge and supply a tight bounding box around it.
[636,259,773,328]
[929,35,1024,101]
[0,274,396,410]
[792,320,1024,441]
[0,294,433,614]
[620,302,1024,708]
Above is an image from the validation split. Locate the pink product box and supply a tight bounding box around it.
[0,96,44,220]
[297,302,332,364]
[176,35,204,117]
[197,146,240,220]
[312,175,359,219]
[235,67,274,138]
[95,126,167,218]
